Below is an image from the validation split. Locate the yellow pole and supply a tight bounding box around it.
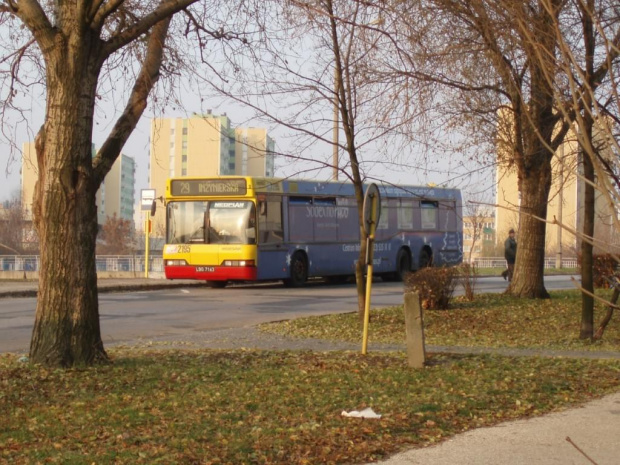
[361,244,374,354]
[361,193,378,355]
[144,212,150,279]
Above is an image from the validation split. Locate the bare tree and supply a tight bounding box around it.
[462,191,495,263]
[531,0,620,338]
[379,0,608,301]
[0,0,250,366]
[421,0,574,298]
[0,196,28,254]
[97,214,136,255]
[197,0,436,319]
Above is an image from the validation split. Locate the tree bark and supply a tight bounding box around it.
[509,160,551,298]
[594,286,618,340]
[506,1,562,299]
[325,0,367,321]
[29,33,108,367]
[579,0,596,340]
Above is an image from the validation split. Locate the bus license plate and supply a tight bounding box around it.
[196,266,215,273]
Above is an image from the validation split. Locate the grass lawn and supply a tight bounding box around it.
[260,290,620,352]
[2,289,619,464]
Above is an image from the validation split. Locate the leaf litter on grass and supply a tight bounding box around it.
[260,290,620,352]
[1,349,619,464]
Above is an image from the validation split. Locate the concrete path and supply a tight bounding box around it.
[374,392,620,465]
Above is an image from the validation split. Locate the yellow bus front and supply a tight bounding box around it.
[163,179,258,283]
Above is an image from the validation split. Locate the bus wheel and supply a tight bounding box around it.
[394,249,411,282]
[285,252,308,287]
[206,280,227,289]
[419,247,433,269]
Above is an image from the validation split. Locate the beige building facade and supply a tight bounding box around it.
[21,143,135,227]
[496,126,617,258]
[148,113,275,236]
[462,215,497,261]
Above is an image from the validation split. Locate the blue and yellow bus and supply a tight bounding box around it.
[163,176,462,287]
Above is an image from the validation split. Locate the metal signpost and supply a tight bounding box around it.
[141,189,156,278]
[361,184,381,355]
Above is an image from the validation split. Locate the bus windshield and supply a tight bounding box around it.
[167,200,256,245]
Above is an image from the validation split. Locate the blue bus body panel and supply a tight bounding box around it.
[256,231,463,281]
[254,180,463,280]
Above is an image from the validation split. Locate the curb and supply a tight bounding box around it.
[0,282,209,299]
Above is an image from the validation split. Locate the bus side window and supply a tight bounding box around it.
[421,201,438,230]
[259,197,284,244]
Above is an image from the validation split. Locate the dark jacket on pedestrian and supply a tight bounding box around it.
[504,237,517,264]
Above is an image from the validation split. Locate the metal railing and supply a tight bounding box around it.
[0,255,164,273]
[472,257,579,269]
[1,254,580,273]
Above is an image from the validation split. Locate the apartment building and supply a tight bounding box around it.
[462,215,497,261]
[496,122,617,257]
[148,113,275,236]
[21,143,135,226]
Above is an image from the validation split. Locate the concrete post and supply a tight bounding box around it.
[403,292,426,368]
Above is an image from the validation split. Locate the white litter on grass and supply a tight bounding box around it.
[341,407,382,419]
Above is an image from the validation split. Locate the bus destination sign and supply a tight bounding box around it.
[171,179,247,197]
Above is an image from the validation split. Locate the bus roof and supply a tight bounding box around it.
[167,176,461,201]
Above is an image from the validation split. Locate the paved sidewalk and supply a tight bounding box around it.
[374,391,620,465]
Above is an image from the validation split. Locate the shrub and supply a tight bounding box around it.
[579,254,618,288]
[404,266,459,310]
[458,263,478,301]
[593,254,618,288]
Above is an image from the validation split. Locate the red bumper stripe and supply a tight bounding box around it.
[165,265,257,281]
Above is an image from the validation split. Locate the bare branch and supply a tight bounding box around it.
[93,16,172,186]
[102,0,198,57]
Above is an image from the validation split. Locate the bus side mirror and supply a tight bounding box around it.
[150,200,157,217]
[259,202,267,216]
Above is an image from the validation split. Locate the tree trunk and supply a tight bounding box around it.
[509,159,552,299]
[503,3,560,300]
[29,47,107,366]
[580,150,595,339]
[579,0,595,340]
[594,286,618,340]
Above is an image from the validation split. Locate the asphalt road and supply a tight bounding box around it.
[0,275,579,353]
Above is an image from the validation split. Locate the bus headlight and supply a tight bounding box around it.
[166,259,188,266]
[222,260,255,267]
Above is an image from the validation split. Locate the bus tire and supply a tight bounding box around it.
[284,252,308,287]
[394,249,411,282]
[206,280,227,289]
[419,247,433,269]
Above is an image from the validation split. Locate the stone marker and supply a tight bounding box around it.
[403,292,426,368]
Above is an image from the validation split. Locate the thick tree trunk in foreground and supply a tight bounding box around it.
[12,0,178,367]
[509,163,551,298]
[29,42,107,366]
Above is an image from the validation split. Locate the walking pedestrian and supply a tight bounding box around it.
[502,228,517,281]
